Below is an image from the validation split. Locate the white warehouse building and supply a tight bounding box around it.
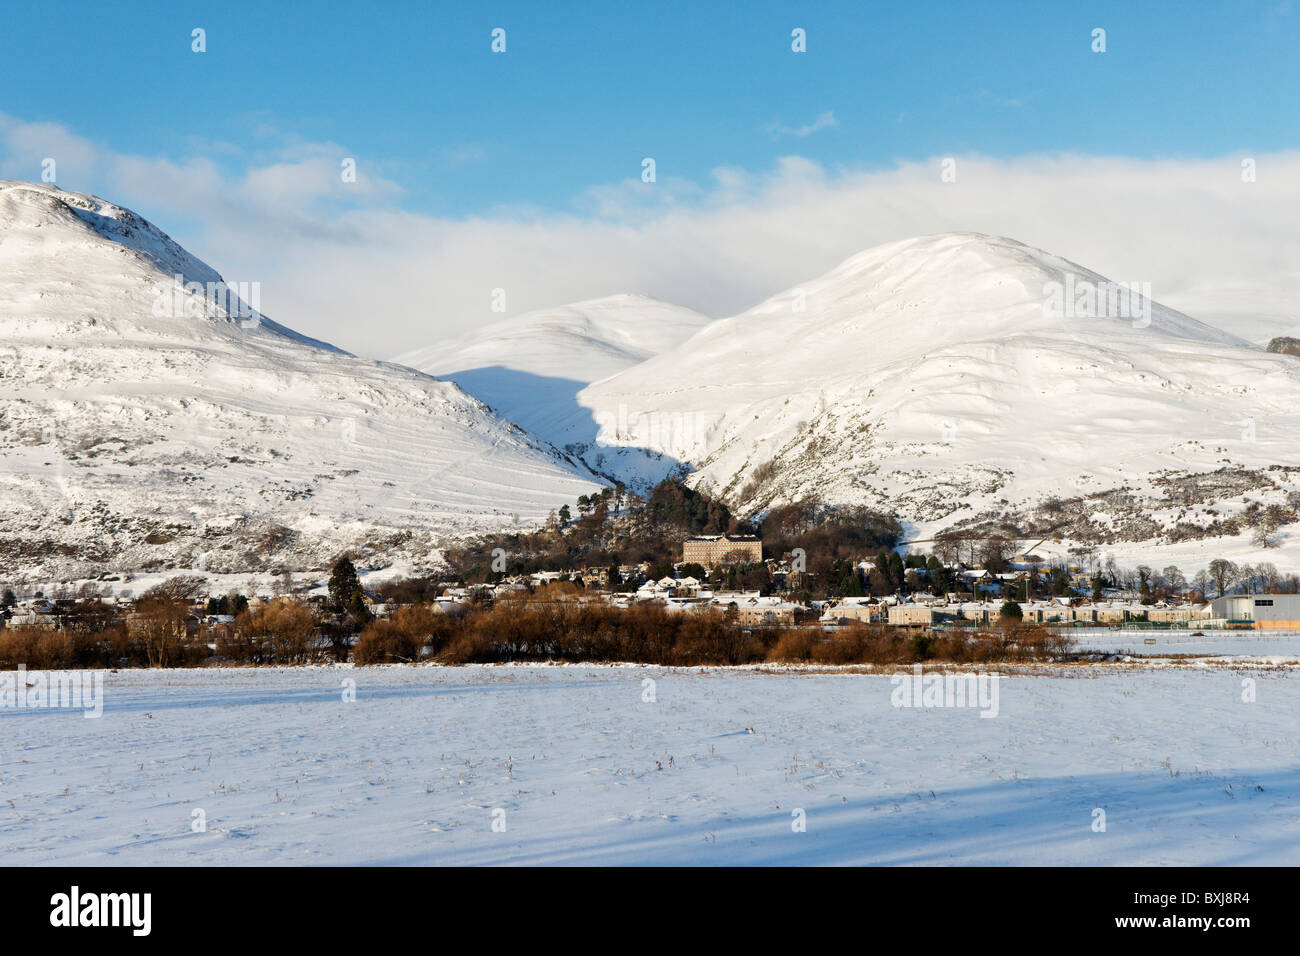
[1209,594,1300,629]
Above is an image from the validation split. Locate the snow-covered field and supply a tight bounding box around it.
[1070,628,1300,658]
[5,663,1297,865]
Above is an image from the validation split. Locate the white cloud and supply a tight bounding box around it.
[763,110,840,138]
[3,111,1300,359]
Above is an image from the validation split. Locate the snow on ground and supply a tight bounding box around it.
[4,663,1297,865]
[1072,628,1300,658]
[23,560,434,603]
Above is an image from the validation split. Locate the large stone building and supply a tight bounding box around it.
[681,534,762,567]
[1209,594,1300,629]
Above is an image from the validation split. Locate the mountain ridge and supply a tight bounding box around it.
[397,292,713,487]
[0,181,603,577]
[572,232,1300,567]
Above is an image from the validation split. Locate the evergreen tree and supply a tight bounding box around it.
[1138,568,1153,605]
[329,556,366,615]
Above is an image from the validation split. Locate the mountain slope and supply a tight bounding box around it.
[397,294,712,485]
[580,233,1300,561]
[0,181,602,577]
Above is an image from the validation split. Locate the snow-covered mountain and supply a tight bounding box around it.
[397,294,711,485]
[580,233,1300,563]
[0,181,602,578]
[7,187,1297,579]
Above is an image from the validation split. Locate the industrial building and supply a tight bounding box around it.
[1209,594,1300,629]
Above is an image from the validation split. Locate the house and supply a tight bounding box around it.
[1017,601,1072,624]
[1145,604,1209,624]
[1070,602,1143,624]
[6,601,60,630]
[576,567,611,589]
[955,603,997,625]
[959,569,1000,593]
[432,596,471,617]
[636,579,672,601]
[821,596,883,624]
[732,597,808,626]
[888,604,937,627]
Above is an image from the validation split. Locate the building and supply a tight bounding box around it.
[1145,604,1210,624]
[577,567,613,589]
[635,578,674,601]
[822,604,879,624]
[730,598,807,626]
[1209,594,1300,629]
[682,534,762,567]
[1019,602,1073,624]
[821,596,883,625]
[888,604,937,627]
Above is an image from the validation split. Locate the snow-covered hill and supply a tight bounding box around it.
[7,189,1296,578]
[397,294,711,485]
[580,233,1300,566]
[0,181,602,578]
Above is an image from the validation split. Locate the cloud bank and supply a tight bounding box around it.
[3,112,1298,359]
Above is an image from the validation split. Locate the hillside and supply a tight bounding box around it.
[0,181,602,578]
[579,233,1300,566]
[397,294,711,485]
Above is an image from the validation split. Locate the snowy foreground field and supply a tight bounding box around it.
[4,663,1299,866]
[1072,629,1300,658]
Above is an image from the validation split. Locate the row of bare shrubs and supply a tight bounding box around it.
[0,598,335,669]
[0,624,211,669]
[0,594,1073,669]
[767,624,1072,665]
[354,602,770,665]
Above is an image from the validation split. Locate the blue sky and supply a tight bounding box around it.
[2,1,1299,356]
[4,1,1296,217]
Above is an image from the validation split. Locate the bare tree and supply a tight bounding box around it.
[933,533,961,566]
[1236,563,1258,594]
[1192,569,1212,600]
[1162,565,1187,596]
[1207,559,1238,598]
[132,599,191,667]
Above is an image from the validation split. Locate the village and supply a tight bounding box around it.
[4,529,1298,662]
[523,534,1300,631]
